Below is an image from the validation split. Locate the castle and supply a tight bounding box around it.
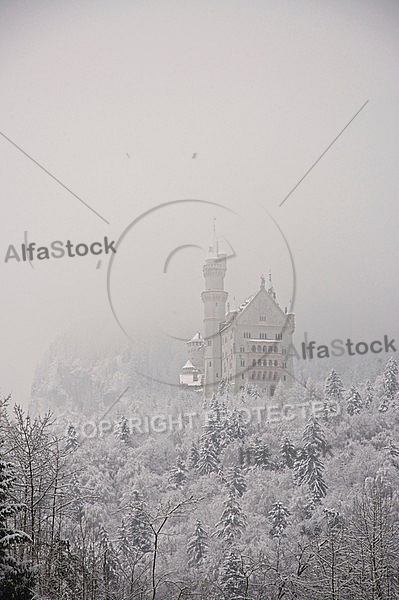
[179,226,295,397]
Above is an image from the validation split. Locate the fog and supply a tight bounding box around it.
[1,0,398,401]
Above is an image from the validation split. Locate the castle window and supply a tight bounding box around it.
[257,359,261,366]
[274,360,278,366]
[273,346,278,353]
[263,345,267,353]
[252,359,256,366]
[269,360,272,366]
[274,372,278,380]
[262,360,266,366]
[260,315,267,321]
[252,345,256,352]
[270,385,276,397]
[284,376,286,381]
[240,346,245,353]
[257,345,261,352]
[268,346,272,353]
[242,374,244,380]
[269,372,272,380]
[282,347,286,355]
[209,361,212,366]
[257,372,261,380]
[241,360,245,367]
[251,372,255,379]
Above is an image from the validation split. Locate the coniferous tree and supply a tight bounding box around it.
[294,445,327,503]
[187,520,208,567]
[302,417,328,455]
[215,492,247,543]
[124,492,152,555]
[0,445,35,600]
[115,415,130,443]
[379,357,399,412]
[346,385,363,416]
[220,551,247,599]
[226,466,247,497]
[364,379,374,408]
[248,437,274,470]
[226,409,247,441]
[324,369,344,417]
[269,501,290,538]
[197,440,220,476]
[168,456,187,488]
[187,442,200,470]
[280,438,296,469]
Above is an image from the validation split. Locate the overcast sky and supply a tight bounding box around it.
[1,0,398,400]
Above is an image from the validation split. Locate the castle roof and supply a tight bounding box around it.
[181,359,199,372]
[188,331,203,343]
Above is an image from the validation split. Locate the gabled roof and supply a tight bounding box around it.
[188,331,204,343]
[234,286,286,323]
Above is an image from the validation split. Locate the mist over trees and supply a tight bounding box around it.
[1,353,399,599]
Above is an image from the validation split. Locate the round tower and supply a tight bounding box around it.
[201,222,228,395]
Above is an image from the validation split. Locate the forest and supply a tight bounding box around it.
[1,354,399,599]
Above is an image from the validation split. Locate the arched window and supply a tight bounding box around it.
[274,360,278,366]
[269,360,273,366]
[274,345,278,353]
[257,345,261,353]
[263,371,267,380]
[263,345,267,353]
[268,346,272,353]
[257,372,261,379]
[252,345,256,352]
[262,360,266,366]
[257,359,261,366]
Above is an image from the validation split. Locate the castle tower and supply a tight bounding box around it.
[201,222,228,396]
[187,331,205,371]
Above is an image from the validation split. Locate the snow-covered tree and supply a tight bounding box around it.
[119,492,152,555]
[187,520,208,567]
[248,437,274,470]
[196,440,220,476]
[226,466,247,497]
[187,442,200,470]
[364,379,374,408]
[302,417,328,455]
[115,415,130,443]
[225,409,247,441]
[280,438,296,469]
[65,423,79,452]
[346,386,363,416]
[269,501,290,538]
[220,551,247,599]
[379,357,399,412]
[294,445,327,502]
[324,369,344,417]
[201,405,227,455]
[0,444,35,600]
[215,492,247,543]
[168,456,187,488]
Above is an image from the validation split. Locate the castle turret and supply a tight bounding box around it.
[201,222,228,396]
